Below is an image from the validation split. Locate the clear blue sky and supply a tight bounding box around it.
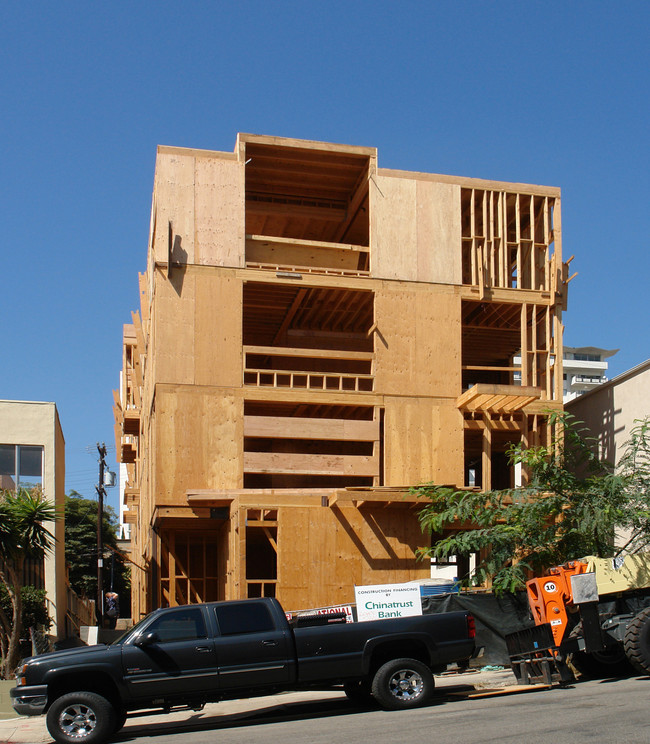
[2,1,648,513]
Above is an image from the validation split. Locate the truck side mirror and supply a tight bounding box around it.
[135,631,159,647]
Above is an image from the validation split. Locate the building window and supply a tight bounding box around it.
[0,444,44,490]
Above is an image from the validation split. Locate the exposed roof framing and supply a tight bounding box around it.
[456,384,541,414]
[243,282,374,347]
[243,141,371,245]
[462,300,521,366]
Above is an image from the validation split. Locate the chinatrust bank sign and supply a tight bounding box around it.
[355,583,423,622]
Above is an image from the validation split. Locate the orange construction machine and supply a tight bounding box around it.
[506,553,650,685]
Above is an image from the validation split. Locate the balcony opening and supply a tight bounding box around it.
[242,140,371,276]
[243,282,374,393]
[462,300,521,390]
[243,141,370,246]
[243,401,381,489]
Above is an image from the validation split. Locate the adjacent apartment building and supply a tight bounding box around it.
[114,134,569,619]
[0,400,67,637]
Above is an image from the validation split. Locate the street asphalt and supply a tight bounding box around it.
[0,668,521,744]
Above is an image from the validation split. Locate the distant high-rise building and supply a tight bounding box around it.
[562,346,618,402]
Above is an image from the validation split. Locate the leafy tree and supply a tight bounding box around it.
[0,488,57,678]
[64,491,130,606]
[616,417,650,552]
[414,413,650,594]
[0,585,51,663]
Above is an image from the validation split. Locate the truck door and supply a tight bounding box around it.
[212,601,293,689]
[121,605,218,699]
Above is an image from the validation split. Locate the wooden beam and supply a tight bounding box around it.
[262,527,278,553]
[244,345,373,360]
[244,415,379,441]
[243,452,378,476]
[247,234,369,254]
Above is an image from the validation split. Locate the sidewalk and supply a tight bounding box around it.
[0,669,521,744]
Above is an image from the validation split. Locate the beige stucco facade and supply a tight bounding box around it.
[0,400,66,637]
[565,360,650,467]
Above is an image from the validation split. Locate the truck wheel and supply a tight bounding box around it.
[624,606,650,675]
[46,691,117,744]
[371,658,434,710]
[343,680,375,707]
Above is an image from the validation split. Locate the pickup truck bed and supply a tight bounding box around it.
[12,597,475,744]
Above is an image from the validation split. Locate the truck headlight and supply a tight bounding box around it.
[14,664,27,686]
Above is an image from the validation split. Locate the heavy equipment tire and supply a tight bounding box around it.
[570,647,633,679]
[371,658,434,710]
[343,680,375,706]
[46,691,117,744]
[624,606,650,674]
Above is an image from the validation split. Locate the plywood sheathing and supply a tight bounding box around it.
[154,146,245,269]
[383,397,463,486]
[370,175,462,284]
[373,283,461,397]
[154,387,243,506]
[277,501,428,610]
[151,268,242,388]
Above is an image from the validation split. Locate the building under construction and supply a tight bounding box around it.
[114,134,569,619]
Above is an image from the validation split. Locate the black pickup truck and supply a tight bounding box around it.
[12,597,475,744]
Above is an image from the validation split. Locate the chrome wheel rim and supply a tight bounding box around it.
[59,704,97,739]
[388,669,424,701]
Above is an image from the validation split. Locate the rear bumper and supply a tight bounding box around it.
[10,685,48,716]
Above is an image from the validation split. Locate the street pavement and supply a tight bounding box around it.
[0,668,519,744]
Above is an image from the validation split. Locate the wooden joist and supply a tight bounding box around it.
[243,415,379,441]
[243,452,378,477]
[456,384,541,413]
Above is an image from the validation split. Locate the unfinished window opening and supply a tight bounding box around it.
[246,509,277,598]
[243,402,381,489]
[243,141,371,248]
[490,429,521,490]
[243,282,374,393]
[159,529,221,607]
[461,188,555,291]
[462,300,522,390]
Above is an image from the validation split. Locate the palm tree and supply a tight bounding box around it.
[0,488,57,678]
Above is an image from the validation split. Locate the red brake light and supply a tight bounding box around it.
[467,614,476,639]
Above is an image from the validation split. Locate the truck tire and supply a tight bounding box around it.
[624,606,650,675]
[371,658,434,710]
[46,691,117,744]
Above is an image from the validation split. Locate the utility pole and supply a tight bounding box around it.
[96,443,107,627]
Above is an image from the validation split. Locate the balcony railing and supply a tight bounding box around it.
[243,346,374,392]
[245,235,370,277]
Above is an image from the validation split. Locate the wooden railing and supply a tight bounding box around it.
[243,346,374,392]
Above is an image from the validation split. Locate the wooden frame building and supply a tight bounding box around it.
[114,134,569,619]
